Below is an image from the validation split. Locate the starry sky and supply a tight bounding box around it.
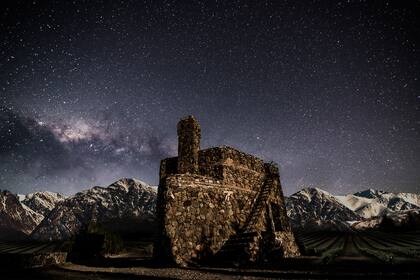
[1,0,419,196]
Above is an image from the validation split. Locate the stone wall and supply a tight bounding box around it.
[156,174,258,265]
[273,231,300,257]
[162,146,268,192]
[154,116,300,266]
[177,116,201,174]
[199,147,266,191]
[159,157,177,182]
[155,163,299,266]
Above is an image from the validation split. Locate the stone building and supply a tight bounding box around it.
[154,116,300,266]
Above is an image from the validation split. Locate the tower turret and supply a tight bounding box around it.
[177,115,201,174]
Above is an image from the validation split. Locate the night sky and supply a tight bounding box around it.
[1,1,419,196]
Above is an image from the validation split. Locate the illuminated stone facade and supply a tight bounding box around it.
[154,116,299,266]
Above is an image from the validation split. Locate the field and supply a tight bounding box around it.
[1,232,420,279]
[294,230,420,264]
[0,240,63,255]
[0,240,67,270]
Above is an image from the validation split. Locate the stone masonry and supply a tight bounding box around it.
[154,116,300,266]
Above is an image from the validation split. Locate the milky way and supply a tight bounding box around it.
[1,1,419,195]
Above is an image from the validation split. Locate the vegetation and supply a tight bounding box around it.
[69,221,124,260]
[320,246,344,264]
[294,230,420,264]
[353,238,395,264]
[296,231,343,256]
[0,240,61,254]
[383,247,420,258]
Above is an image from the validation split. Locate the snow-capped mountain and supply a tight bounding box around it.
[286,188,362,231]
[351,209,420,230]
[335,193,387,218]
[1,181,418,240]
[31,178,157,241]
[0,190,44,239]
[22,191,66,216]
[336,188,420,218]
[286,187,420,231]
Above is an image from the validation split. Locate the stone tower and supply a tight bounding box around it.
[177,115,200,174]
[155,115,300,266]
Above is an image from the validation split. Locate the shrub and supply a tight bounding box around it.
[320,247,343,264]
[384,247,420,258]
[69,221,124,260]
[357,247,394,263]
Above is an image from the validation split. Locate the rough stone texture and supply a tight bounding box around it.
[273,231,301,257]
[155,116,300,266]
[177,115,201,174]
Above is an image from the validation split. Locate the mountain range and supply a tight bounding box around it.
[286,187,420,231]
[0,178,157,241]
[1,179,419,240]
[0,190,44,239]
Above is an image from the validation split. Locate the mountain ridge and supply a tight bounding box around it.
[286,187,420,230]
[1,181,419,240]
[22,191,66,216]
[0,190,44,239]
[30,178,157,241]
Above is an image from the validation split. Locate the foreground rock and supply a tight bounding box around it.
[31,178,157,241]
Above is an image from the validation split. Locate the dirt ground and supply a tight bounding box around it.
[3,258,420,280]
